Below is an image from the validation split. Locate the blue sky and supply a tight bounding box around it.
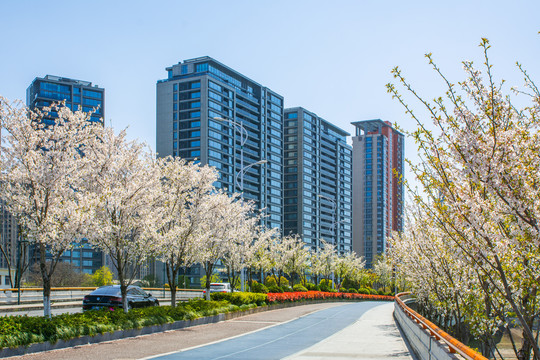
[1,0,538,182]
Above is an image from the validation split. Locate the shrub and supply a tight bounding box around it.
[293,284,308,292]
[282,286,293,292]
[369,289,379,295]
[210,292,267,306]
[250,281,269,294]
[265,276,277,287]
[267,285,283,293]
[266,275,289,288]
[279,276,289,287]
[358,288,370,294]
[319,279,334,292]
[305,283,317,291]
[339,287,347,293]
[348,288,358,294]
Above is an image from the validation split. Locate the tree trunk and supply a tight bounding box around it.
[39,244,52,318]
[117,257,129,313]
[166,260,178,307]
[205,261,213,301]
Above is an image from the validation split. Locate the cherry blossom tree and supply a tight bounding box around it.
[221,210,264,291]
[153,156,217,306]
[334,251,365,291]
[280,234,310,287]
[0,99,101,317]
[311,240,337,285]
[243,225,277,289]
[197,191,254,300]
[84,127,160,312]
[387,39,540,359]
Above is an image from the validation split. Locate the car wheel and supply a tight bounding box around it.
[127,302,133,311]
[154,300,159,306]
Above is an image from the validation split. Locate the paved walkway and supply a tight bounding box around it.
[284,303,413,359]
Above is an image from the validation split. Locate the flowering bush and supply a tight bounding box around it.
[266,291,393,303]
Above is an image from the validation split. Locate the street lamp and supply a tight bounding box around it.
[213,117,267,291]
[318,194,337,290]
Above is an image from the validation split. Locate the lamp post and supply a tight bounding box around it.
[213,117,267,292]
[318,194,337,290]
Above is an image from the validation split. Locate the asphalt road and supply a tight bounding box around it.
[0,306,82,317]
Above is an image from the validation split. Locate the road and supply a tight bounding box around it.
[0,306,82,317]
[5,301,414,360]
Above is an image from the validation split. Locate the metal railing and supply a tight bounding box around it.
[395,292,487,360]
[0,287,204,305]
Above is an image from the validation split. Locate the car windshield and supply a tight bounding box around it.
[210,284,225,289]
[91,287,120,296]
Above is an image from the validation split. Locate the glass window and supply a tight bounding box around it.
[82,89,102,99]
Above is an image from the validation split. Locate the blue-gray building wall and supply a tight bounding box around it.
[283,107,353,254]
[156,56,284,231]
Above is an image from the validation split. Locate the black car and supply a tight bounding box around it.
[83,285,159,311]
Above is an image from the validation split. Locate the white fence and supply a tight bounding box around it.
[0,287,204,306]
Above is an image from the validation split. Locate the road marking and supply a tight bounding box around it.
[230,320,280,323]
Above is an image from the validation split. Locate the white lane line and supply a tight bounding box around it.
[137,304,347,360]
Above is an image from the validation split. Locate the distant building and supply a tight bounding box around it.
[283,107,353,254]
[156,57,285,286]
[0,201,18,288]
[156,57,284,231]
[25,75,106,275]
[27,75,104,123]
[351,120,404,266]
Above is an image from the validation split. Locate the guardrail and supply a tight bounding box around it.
[394,292,488,360]
[0,287,203,305]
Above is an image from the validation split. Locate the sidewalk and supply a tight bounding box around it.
[284,302,414,360]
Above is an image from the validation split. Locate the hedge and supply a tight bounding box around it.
[210,292,267,306]
[0,299,236,349]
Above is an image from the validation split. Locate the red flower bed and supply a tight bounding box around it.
[266,291,393,303]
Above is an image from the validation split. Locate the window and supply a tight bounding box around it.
[82,89,102,99]
[286,112,298,119]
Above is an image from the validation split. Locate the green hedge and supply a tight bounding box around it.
[210,292,267,306]
[0,299,240,349]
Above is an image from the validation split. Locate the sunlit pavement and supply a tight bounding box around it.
[284,302,414,360]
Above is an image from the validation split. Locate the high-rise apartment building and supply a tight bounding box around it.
[351,120,404,266]
[0,201,19,288]
[24,75,106,275]
[156,57,284,230]
[283,108,353,253]
[27,75,104,123]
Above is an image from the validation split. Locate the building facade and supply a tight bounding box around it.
[27,75,104,123]
[283,108,353,254]
[25,75,106,275]
[0,201,19,288]
[156,57,284,231]
[351,120,404,266]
